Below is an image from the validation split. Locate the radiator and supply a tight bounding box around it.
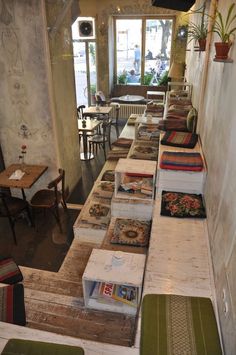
[110,103,146,119]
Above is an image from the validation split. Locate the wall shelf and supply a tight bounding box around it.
[213,58,233,63]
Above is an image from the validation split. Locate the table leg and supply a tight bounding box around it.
[80,131,94,161]
[21,188,26,200]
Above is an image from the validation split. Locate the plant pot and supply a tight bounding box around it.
[214,42,231,60]
[198,39,206,51]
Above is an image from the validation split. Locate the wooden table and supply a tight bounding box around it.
[78,119,101,160]
[0,164,48,199]
[83,106,113,118]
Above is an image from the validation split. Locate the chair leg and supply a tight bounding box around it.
[53,205,62,232]
[61,197,68,211]
[8,218,17,245]
[26,206,35,227]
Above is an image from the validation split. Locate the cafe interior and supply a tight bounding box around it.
[0,0,235,354]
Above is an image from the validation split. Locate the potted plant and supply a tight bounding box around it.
[187,21,208,51]
[213,3,236,60]
[187,1,208,51]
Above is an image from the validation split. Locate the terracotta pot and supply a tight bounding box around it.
[214,42,231,60]
[198,39,206,51]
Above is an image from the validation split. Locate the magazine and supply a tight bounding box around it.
[99,282,138,307]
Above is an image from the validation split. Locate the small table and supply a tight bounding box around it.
[78,119,101,161]
[83,106,113,118]
[118,95,144,102]
[0,164,48,200]
[82,248,146,315]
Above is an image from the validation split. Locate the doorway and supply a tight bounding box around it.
[72,18,97,107]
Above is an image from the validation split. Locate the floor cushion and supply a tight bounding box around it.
[0,284,26,326]
[140,294,222,355]
[160,151,204,171]
[161,191,206,218]
[0,257,23,284]
[158,119,188,132]
[161,131,198,148]
[1,339,84,355]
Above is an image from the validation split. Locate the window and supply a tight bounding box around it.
[115,17,173,86]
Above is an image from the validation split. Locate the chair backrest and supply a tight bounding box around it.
[77,105,85,119]
[101,118,112,144]
[95,91,106,106]
[0,192,11,217]
[47,169,65,204]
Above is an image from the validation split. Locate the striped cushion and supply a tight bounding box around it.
[141,294,222,355]
[160,152,204,171]
[0,257,23,284]
[161,131,198,148]
[0,284,26,326]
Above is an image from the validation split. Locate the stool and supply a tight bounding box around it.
[0,284,26,326]
[2,339,85,355]
[0,257,23,284]
[140,294,222,355]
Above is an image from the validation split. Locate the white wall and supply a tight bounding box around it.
[186,1,236,353]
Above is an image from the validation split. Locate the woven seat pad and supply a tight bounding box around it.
[2,339,84,355]
[161,131,198,149]
[140,294,222,355]
[0,257,23,284]
[0,284,26,326]
[160,151,203,171]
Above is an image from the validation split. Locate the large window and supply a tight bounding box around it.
[115,17,173,86]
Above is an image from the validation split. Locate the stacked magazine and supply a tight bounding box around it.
[90,282,138,307]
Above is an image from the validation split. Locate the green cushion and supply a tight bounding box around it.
[2,339,84,355]
[186,107,197,132]
[140,294,222,355]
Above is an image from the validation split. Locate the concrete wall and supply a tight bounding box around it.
[186,1,236,353]
[0,0,81,198]
[79,0,188,97]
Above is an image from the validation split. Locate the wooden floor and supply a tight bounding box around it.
[0,118,218,354]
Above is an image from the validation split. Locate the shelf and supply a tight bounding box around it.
[213,58,233,63]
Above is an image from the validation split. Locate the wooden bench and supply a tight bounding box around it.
[140,294,222,355]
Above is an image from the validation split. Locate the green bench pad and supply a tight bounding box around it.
[2,339,84,355]
[140,294,222,355]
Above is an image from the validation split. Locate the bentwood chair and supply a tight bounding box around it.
[77,105,85,119]
[0,192,33,244]
[95,91,110,106]
[111,103,120,138]
[30,169,67,231]
[88,118,112,160]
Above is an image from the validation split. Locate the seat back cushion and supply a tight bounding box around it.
[2,339,84,355]
[186,107,197,132]
[140,294,222,355]
[0,284,26,326]
[0,257,23,284]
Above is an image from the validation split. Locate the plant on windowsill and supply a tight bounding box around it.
[117,73,127,85]
[212,3,236,61]
[142,73,153,86]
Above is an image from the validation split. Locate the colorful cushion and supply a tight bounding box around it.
[161,191,206,218]
[112,138,133,148]
[0,257,23,284]
[160,152,204,171]
[110,219,151,247]
[140,294,222,355]
[161,131,198,148]
[2,339,84,355]
[186,107,197,132]
[158,119,188,132]
[101,170,115,182]
[0,284,26,326]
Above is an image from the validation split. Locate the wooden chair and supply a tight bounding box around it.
[0,192,33,244]
[30,169,67,231]
[95,91,110,106]
[111,103,120,138]
[88,118,112,160]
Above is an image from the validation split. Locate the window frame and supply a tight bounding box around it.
[113,15,176,86]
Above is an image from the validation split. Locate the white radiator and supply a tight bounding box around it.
[110,103,146,119]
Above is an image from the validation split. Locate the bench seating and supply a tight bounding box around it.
[140,294,222,355]
[1,339,84,355]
